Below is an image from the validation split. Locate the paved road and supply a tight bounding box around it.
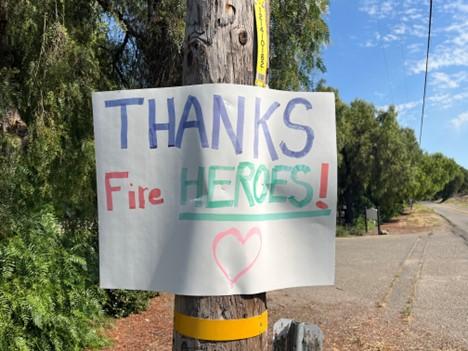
[427,202,468,242]
[269,207,468,350]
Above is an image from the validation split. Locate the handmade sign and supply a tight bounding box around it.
[92,84,337,295]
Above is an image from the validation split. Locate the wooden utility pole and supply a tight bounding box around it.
[173,0,269,350]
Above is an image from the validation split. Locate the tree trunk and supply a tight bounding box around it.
[173,0,269,350]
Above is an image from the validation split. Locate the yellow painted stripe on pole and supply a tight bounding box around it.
[174,310,268,341]
[254,0,268,87]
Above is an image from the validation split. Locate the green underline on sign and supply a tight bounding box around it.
[178,209,332,222]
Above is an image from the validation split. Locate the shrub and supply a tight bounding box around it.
[104,290,158,318]
[0,209,108,350]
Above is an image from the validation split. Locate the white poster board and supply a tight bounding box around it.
[92,84,336,295]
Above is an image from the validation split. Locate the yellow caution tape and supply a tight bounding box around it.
[174,310,268,341]
[254,0,268,87]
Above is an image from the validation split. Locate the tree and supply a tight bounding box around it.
[0,0,117,222]
[460,168,468,195]
[338,99,377,224]
[96,0,186,88]
[369,107,417,220]
[314,83,447,223]
[399,127,423,206]
[270,0,329,90]
[0,2,114,348]
[416,153,461,200]
[438,167,464,201]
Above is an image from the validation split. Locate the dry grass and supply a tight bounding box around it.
[381,204,444,234]
[445,195,468,209]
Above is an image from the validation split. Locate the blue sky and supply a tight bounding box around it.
[317,0,468,168]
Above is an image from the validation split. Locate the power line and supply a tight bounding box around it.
[419,0,433,146]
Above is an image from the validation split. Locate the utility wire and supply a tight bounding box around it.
[419,0,433,146]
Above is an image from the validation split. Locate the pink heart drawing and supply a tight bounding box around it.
[212,227,262,288]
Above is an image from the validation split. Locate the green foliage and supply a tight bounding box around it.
[1,0,114,221]
[270,0,329,90]
[336,217,374,237]
[0,1,157,348]
[416,153,462,200]
[369,107,417,220]
[338,99,378,222]
[97,0,186,88]
[460,168,468,195]
[335,226,349,237]
[317,82,464,225]
[104,290,157,318]
[439,169,464,201]
[0,209,107,350]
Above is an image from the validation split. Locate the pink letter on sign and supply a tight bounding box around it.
[105,171,128,211]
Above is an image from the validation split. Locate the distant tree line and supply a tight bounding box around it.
[316,83,467,224]
[0,0,466,348]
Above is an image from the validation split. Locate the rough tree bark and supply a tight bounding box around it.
[173,0,269,350]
